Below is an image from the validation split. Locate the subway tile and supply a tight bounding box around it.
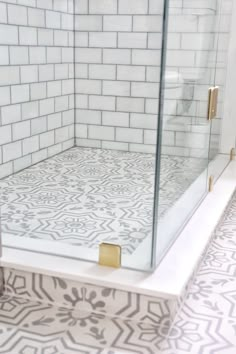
[55,126,69,143]
[103,15,132,32]
[119,0,148,14]
[132,49,161,65]
[76,94,90,109]
[30,82,47,100]
[76,109,101,124]
[47,80,62,97]
[62,109,74,125]
[0,24,18,45]
[21,65,38,84]
[0,46,9,65]
[62,79,74,95]
[29,47,46,64]
[76,79,101,94]
[89,32,117,48]
[130,113,157,129]
[76,124,87,138]
[75,32,89,47]
[53,0,68,13]
[131,82,159,98]
[0,125,12,145]
[1,104,21,125]
[47,47,62,63]
[102,111,129,127]
[89,95,116,111]
[133,15,162,32]
[102,140,128,150]
[103,49,131,64]
[89,0,117,14]
[54,30,69,47]
[89,64,116,80]
[13,154,32,173]
[103,80,130,96]
[117,97,145,113]
[39,64,54,82]
[22,101,39,120]
[0,66,20,86]
[75,48,102,63]
[8,4,28,25]
[0,87,11,106]
[75,15,102,31]
[37,0,53,10]
[75,0,88,14]
[11,84,30,103]
[40,131,55,148]
[48,112,62,129]
[116,127,143,143]
[55,96,69,112]
[12,121,30,141]
[38,29,54,46]
[0,3,7,23]
[40,98,54,115]
[117,65,145,81]
[55,64,69,80]
[23,136,39,155]
[118,33,147,49]
[89,125,115,141]
[28,7,45,27]
[62,48,74,63]
[46,10,61,29]
[3,141,22,162]
[10,47,29,65]
[19,27,37,45]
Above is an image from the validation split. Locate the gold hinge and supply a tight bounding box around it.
[208,86,219,121]
[209,175,214,192]
[230,148,235,161]
[99,243,121,268]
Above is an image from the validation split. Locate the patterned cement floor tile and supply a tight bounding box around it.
[0,294,166,354]
[161,190,236,354]
[0,147,206,255]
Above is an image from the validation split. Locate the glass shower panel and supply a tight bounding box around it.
[0,0,160,271]
[154,0,219,265]
[208,0,233,182]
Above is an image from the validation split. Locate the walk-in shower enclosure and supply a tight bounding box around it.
[0,0,233,271]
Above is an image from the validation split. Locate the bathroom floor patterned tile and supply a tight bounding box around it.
[0,147,206,254]
[1,191,236,353]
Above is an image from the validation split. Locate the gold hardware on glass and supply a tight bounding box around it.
[230,148,235,161]
[99,243,121,268]
[209,175,214,192]
[207,86,219,121]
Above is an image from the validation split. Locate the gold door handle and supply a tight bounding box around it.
[208,86,219,120]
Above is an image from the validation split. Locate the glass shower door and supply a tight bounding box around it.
[153,0,220,265]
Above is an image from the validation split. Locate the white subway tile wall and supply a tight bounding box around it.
[74,0,232,156]
[74,0,163,152]
[0,0,233,175]
[0,0,74,178]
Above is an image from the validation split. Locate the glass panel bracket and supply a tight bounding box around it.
[99,243,121,268]
[208,86,219,120]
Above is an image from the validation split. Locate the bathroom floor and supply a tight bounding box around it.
[0,190,236,353]
[0,147,206,255]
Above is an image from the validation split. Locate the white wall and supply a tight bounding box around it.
[220,0,236,154]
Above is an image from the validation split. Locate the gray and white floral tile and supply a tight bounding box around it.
[0,190,236,352]
[3,267,177,327]
[0,147,207,256]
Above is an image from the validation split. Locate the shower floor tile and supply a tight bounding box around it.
[0,147,206,254]
[0,190,236,353]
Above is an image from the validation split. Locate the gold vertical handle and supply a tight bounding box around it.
[207,86,219,121]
